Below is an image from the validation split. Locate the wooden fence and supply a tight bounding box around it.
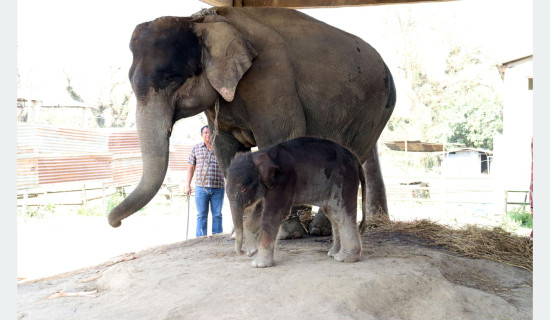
[384,174,529,217]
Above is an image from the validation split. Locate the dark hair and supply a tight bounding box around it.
[201,125,209,135]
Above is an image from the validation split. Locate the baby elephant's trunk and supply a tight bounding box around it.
[230,200,244,255]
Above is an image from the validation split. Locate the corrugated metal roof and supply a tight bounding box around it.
[447,148,493,156]
[384,140,444,152]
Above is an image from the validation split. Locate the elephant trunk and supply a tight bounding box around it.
[230,200,244,255]
[108,96,173,228]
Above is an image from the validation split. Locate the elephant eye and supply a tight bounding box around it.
[240,187,247,193]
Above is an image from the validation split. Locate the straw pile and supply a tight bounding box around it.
[363,215,533,271]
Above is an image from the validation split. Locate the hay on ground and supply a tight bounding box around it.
[363,215,533,272]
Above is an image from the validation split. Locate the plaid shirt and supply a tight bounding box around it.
[188,142,225,188]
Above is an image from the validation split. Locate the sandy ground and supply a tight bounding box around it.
[17,195,234,281]
[17,197,533,319]
[17,233,533,320]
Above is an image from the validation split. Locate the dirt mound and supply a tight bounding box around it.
[18,231,532,320]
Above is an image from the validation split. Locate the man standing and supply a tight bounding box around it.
[186,125,225,237]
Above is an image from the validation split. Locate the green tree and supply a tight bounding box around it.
[381,9,503,151]
[430,47,503,150]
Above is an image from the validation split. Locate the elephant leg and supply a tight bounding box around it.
[309,207,333,236]
[363,145,389,218]
[208,120,250,177]
[253,201,291,268]
[322,207,341,257]
[278,206,308,240]
[253,221,279,268]
[326,203,361,263]
[242,77,306,241]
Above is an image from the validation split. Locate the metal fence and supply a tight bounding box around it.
[17,123,526,216]
[17,123,193,208]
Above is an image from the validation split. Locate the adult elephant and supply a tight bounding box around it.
[108,7,395,234]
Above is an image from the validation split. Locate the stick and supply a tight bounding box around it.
[47,289,98,300]
[186,194,191,241]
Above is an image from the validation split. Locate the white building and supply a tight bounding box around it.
[493,55,533,199]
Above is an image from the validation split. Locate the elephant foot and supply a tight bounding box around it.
[278,216,306,240]
[252,251,274,268]
[327,245,341,258]
[333,250,361,263]
[309,208,332,236]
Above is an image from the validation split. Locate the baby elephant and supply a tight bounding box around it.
[226,137,367,268]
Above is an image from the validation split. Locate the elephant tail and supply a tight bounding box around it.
[384,63,397,110]
[384,64,397,111]
[358,161,368,235]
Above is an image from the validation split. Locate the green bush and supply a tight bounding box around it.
[106,192,125,214]
[507,206,532,229]
[20,203,56,218]
[77,204,102,217]
[21,206,42,218]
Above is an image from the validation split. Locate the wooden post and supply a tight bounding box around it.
[441,140,447,217]
[23,189,28,214]
[82,184,87,205]
[31,100,40,123]
[102,182,107,214]
[504,190,508,214]
[405,140,409,175]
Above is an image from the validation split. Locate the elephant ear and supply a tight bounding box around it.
[253,152,279,190]
[194,19,257,102]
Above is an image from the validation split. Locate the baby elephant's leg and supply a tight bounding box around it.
[329,203,361,263]
[252,207,289,268]
[322,207,341,257]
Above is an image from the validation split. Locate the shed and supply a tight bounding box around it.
[442,148,493,176]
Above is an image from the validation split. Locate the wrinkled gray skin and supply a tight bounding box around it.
[107,7,395,230]
[226,137,367,268]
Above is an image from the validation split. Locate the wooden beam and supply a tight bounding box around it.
[200,0,232,6]
[199,0,455,8]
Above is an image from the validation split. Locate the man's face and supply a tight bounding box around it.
[201,127,210,145]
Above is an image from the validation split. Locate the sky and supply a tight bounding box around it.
[16,0,533,111]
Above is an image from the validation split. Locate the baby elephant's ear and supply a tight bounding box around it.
[253,152,279,190]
